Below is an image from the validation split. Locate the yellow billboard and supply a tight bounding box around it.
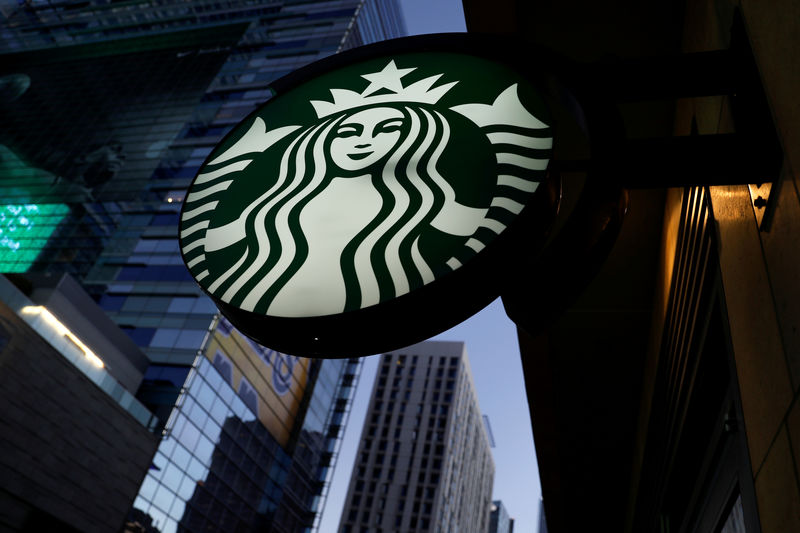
[203,317,309,447]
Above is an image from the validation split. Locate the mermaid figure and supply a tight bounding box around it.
[181,60,550,318]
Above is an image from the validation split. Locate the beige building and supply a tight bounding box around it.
[338,341,494,533]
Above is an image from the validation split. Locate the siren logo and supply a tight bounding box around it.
[180,53,552,318]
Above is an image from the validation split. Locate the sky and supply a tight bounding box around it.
[316,2,543,532]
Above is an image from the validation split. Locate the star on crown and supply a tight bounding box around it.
[310,60,458,118]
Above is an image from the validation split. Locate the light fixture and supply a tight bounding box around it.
[21,306,105,368]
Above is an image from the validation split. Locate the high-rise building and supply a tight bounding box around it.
[0,1,406,532]
[536,499,546,533]
[338,341,495,533]
[489,500,514,533]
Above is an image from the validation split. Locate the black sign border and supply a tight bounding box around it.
[180,33,563,358]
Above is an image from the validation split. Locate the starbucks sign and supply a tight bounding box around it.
[180,35,557,357]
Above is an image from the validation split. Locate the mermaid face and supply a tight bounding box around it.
[330,107,405,172]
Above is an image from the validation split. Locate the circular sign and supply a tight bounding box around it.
[180,35,557,357]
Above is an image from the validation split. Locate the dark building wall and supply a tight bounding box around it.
[0,301,158,533]
[24,272,150,393]
[463,1,800,533]
[675,2,800,532]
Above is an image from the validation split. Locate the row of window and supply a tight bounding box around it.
[133,357,293,533]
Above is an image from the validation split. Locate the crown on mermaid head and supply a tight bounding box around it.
[310,60,458,118]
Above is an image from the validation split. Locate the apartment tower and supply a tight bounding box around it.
[339,341,494,533]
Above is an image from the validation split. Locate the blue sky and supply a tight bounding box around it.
[317,2,542,532]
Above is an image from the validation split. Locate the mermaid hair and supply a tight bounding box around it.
[207,104,455,316]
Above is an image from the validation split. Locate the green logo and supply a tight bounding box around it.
[180,53,552,318]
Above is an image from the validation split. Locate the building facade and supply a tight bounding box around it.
[0,274,158,533]
[0,1,405,531]
[338,341,495,533]
[489,500,514,533]
[462,1,800,533]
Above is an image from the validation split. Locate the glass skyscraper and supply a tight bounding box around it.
[0,1,405,531]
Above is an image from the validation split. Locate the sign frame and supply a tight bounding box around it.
[180,33,562,357]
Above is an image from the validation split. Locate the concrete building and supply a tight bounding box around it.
[338,341,494,533]
[462,1,800,533]
[0,274,158,532]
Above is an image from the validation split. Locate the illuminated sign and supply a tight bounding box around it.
[203,317,308,447]
[0,204,69,272]
[180,35,557,356]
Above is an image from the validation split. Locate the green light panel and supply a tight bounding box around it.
[0,204,70,273]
